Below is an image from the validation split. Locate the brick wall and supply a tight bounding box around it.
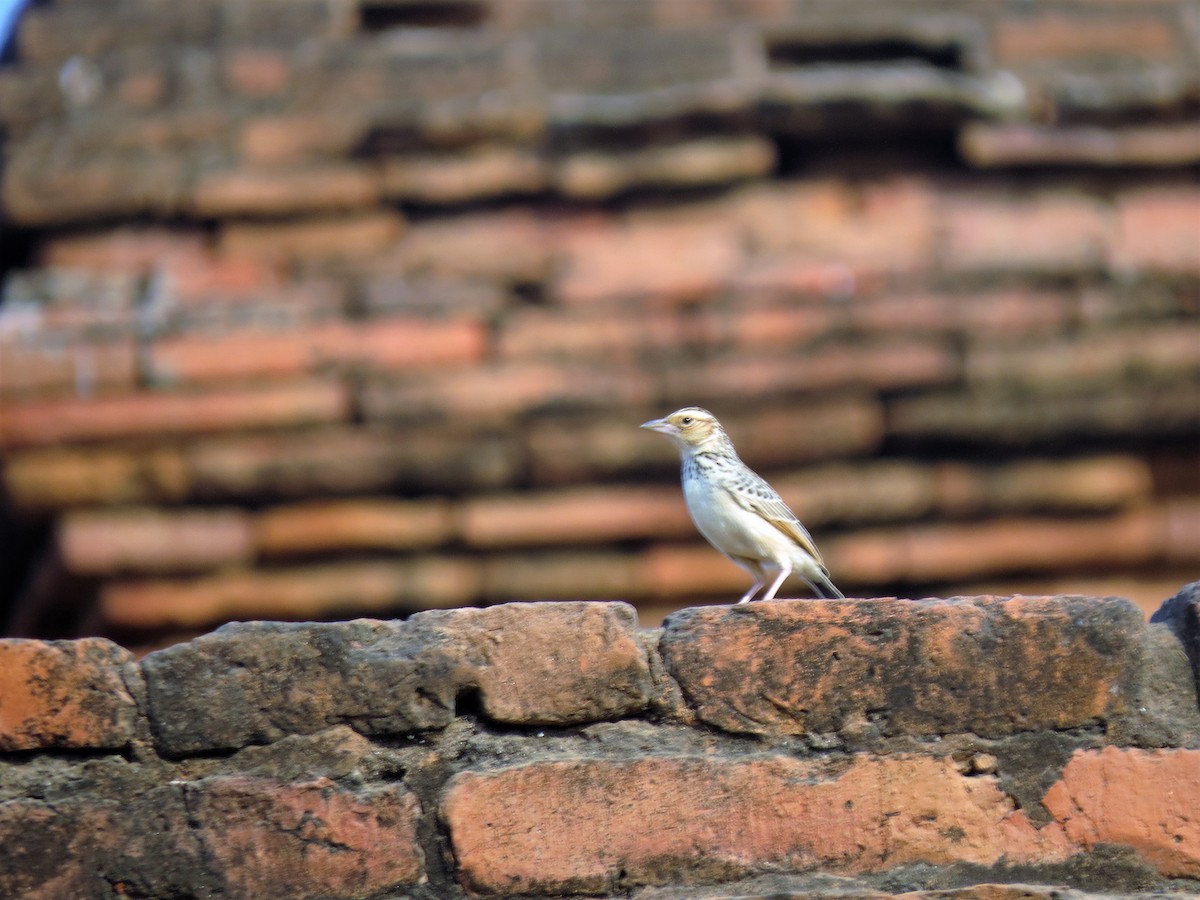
[1,0,1199,646]
[2,586,1199,898]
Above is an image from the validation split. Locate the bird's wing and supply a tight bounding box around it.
[719,463,826,566]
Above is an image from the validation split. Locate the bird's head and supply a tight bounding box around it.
[640,407,732,454]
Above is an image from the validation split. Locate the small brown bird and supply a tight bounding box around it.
[641,407,844,602]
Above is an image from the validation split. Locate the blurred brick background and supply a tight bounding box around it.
[0,0,1197,650]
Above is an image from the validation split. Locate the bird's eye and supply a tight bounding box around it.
[681,417,693,425]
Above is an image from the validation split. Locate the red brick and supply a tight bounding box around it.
[735,178,935,273]
[1043,747,1200,877]
[661,339,957,401]
[116,69,168,109]
[932,455,1152,517]
[223,48,291,97]
[382,145,547,203]
[2,446,190,511]
[0,379,350,448]
[184,425,521,498]
[101,559,479,630]
[0,638,139,751]
[966,325,1200,389]
[1164,499,1200,562]
[148,316,483,383]
[940,191,1112,272]
[660,596,1143,737]
[497,308,687,361]
[398,209,551,283]
[727,258,860,298]
[240,112,368,165]
[462,486,691,547]
[0,337,138,398]
[414,602,653,724]
[191,776,424,897]
[961,122,1200,168]
[38,226,208,273]
[482,552,644,601]
[641,543,750,597]
[361,364,653,423]
[443,754,1071,893]
[191,165,381,217]
[994,14,1178,64]
[58,508,253,575]
[695,301,840,348]
[848,290,1071,337]
[254,499,455,556]
[554,136,774,199]
[1112,187,1200,273]
[219,211,405,262]
[554,213,743,304]
[830,509,1164,584]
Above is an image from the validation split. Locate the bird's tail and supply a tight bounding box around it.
[808,569,845,600]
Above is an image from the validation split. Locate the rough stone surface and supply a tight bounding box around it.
[1042,747,1200,879]
[0,638,139,751]
[142,601,651,755]
[408,601,653,725]
[443,753,1072,894]
[1150,580,1200,700]
[189,775,424,898]
[659,596,1143,738]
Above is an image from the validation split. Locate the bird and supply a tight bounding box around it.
[641,407,844,603]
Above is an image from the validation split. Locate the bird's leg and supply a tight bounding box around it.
[758,564,791,603]
[737,579,764,604]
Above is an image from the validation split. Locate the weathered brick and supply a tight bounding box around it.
[2,446,190,511]
[939,191,1112,272]
[398,209,551,283]
[831,509,1164,584]
[148,315,483,383]
[1112,187,1200,273]
[961,122,1200,168]
[361,363,653,423]
[140,601,650,754]
[993,13,1178,64]
[219,211,405,262]
[483,551,644,601]
[554,136,775,199]
[735,178,935,273]
[382,145,547,203]
[660,339,958,402]
[0,336,138,398]
[223,49,292,98]
[1043,747,1200,878]
[848,290,1071,337]
[442,753,1071,894]
[554,213,743,304]
[462,486,691,547]
[102,558,479,631]
[191,165,381,217]
[0,638,139,751]
[255,499,456,556]
[0,379,350,448]
[185,425,520,498]
[659,596,1143,737]
[38,226,208,273]
[240,112,367,165]
[189,776,423,898]
[58,508,253,575]
[966,325,1200,390]
[412,602,652,723]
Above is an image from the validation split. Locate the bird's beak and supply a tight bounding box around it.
[640,417,677,436]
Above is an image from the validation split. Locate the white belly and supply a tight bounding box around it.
[683,474,795,565]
